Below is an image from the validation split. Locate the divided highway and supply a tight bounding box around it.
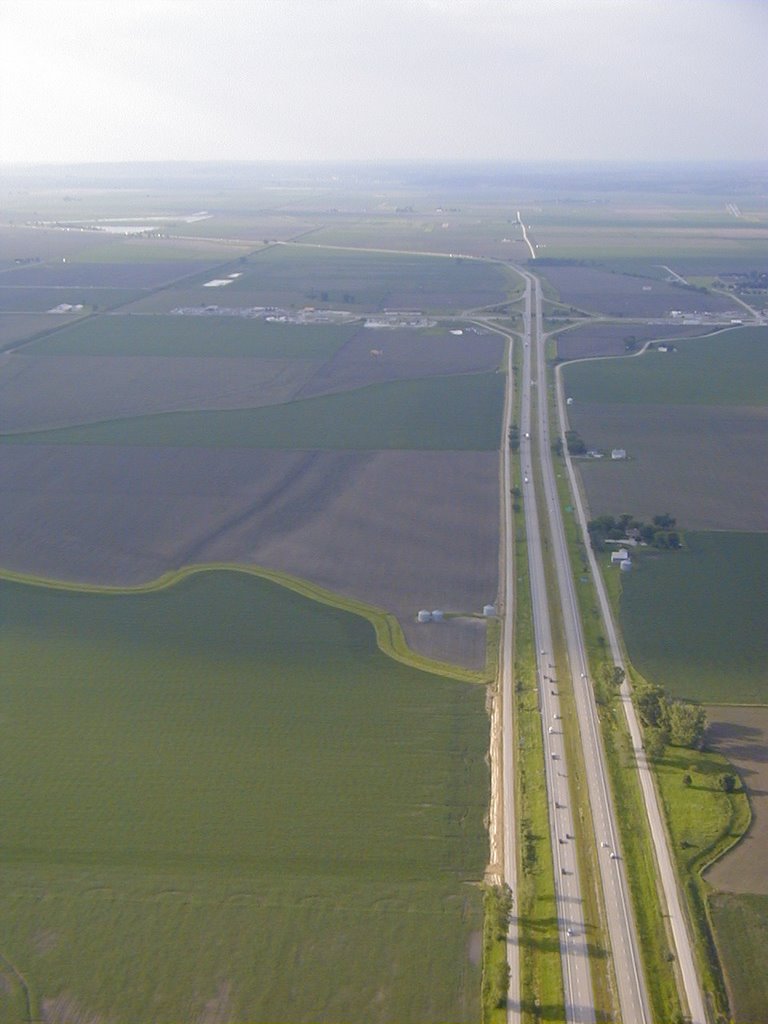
[516,278,597,1023]
[521,266,652,1024]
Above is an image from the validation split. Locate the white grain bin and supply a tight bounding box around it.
[431,609,445,622]
[417,610,432,623]
[483,604,496,617]
[620,559,633,572]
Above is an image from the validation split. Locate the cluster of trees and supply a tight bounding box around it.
[587,512,680,551]
[482,883,513,1014]
[635,679,708,757]
[508,422,520,451]
[552,429,586,456]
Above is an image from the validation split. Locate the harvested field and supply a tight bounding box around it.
[297,326,504,398]
[562,327,768,406]
[0,447,498,669]
[568,403,768,531]
[709,894,768,1024]
[538,265,734,316]
[0,356,318,431]
[0,570,488,1022]
[0,260,213,289]
[23,314,356,359]
[555,323,711,361]
[0,313,78,350]
[619,533,768,704]
[4,372,506,451]
[705,705,768,896]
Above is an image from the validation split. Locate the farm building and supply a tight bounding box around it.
[611,448,627,460]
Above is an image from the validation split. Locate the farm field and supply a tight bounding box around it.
[0,447,499,670]
[525,224,768,262]
[536,264,734,316]
[0,259,214,289]
[709,895,768,1024]
[0,570,488,1023]
[22,313,356,359]
[555,322,712,360]
[0,285,143,312]
[0,312,81,349]
[120,243,513,314]
[563,326,768,406]
[0,355,320,431]
[2,371,506,450]
[705,705,768,895]
[618,532,768,704]
[567,403,768,531]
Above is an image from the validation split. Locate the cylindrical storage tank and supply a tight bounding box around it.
[483,604,496,617]
[620,559,633,572]
[417,609,432,623]
[431,609,444,622]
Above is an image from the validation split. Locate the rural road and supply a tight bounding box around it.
[519,265,654,1024]
[554,360,709,1024]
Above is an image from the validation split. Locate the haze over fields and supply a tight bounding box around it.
[1,1,768,1023]
[1,0,766,164]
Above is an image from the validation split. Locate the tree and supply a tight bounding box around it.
[682,773,692,787]
[720,774,736,793]
[653,513,676,530]
[666,700,707,750]
[645,728,668,759]
[635,682,667,728]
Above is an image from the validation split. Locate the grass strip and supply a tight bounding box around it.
[513,510,568,1024]
[0,562,491,685]
[652,742,751,1022]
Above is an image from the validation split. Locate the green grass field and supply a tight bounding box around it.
[619,532,768,703]
[23,313,357,358]
[0,569,488,1022]
[562,327,768,406]
[2,371,506,450]
[709,894,768,1024]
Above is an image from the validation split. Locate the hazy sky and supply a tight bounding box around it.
[1,0,766,164]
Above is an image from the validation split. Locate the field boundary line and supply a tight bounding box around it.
[0,562,491,685]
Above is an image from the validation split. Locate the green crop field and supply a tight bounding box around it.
[23,312,357,359]
[3,371,506,450]
[0,570,487,1023]
[562,327,768,406]
[619,532,768,703]
[710,894,768,1024]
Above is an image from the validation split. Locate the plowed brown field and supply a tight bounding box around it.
[0,446,498,669]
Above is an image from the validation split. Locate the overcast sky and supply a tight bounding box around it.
[1,0,766,164]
